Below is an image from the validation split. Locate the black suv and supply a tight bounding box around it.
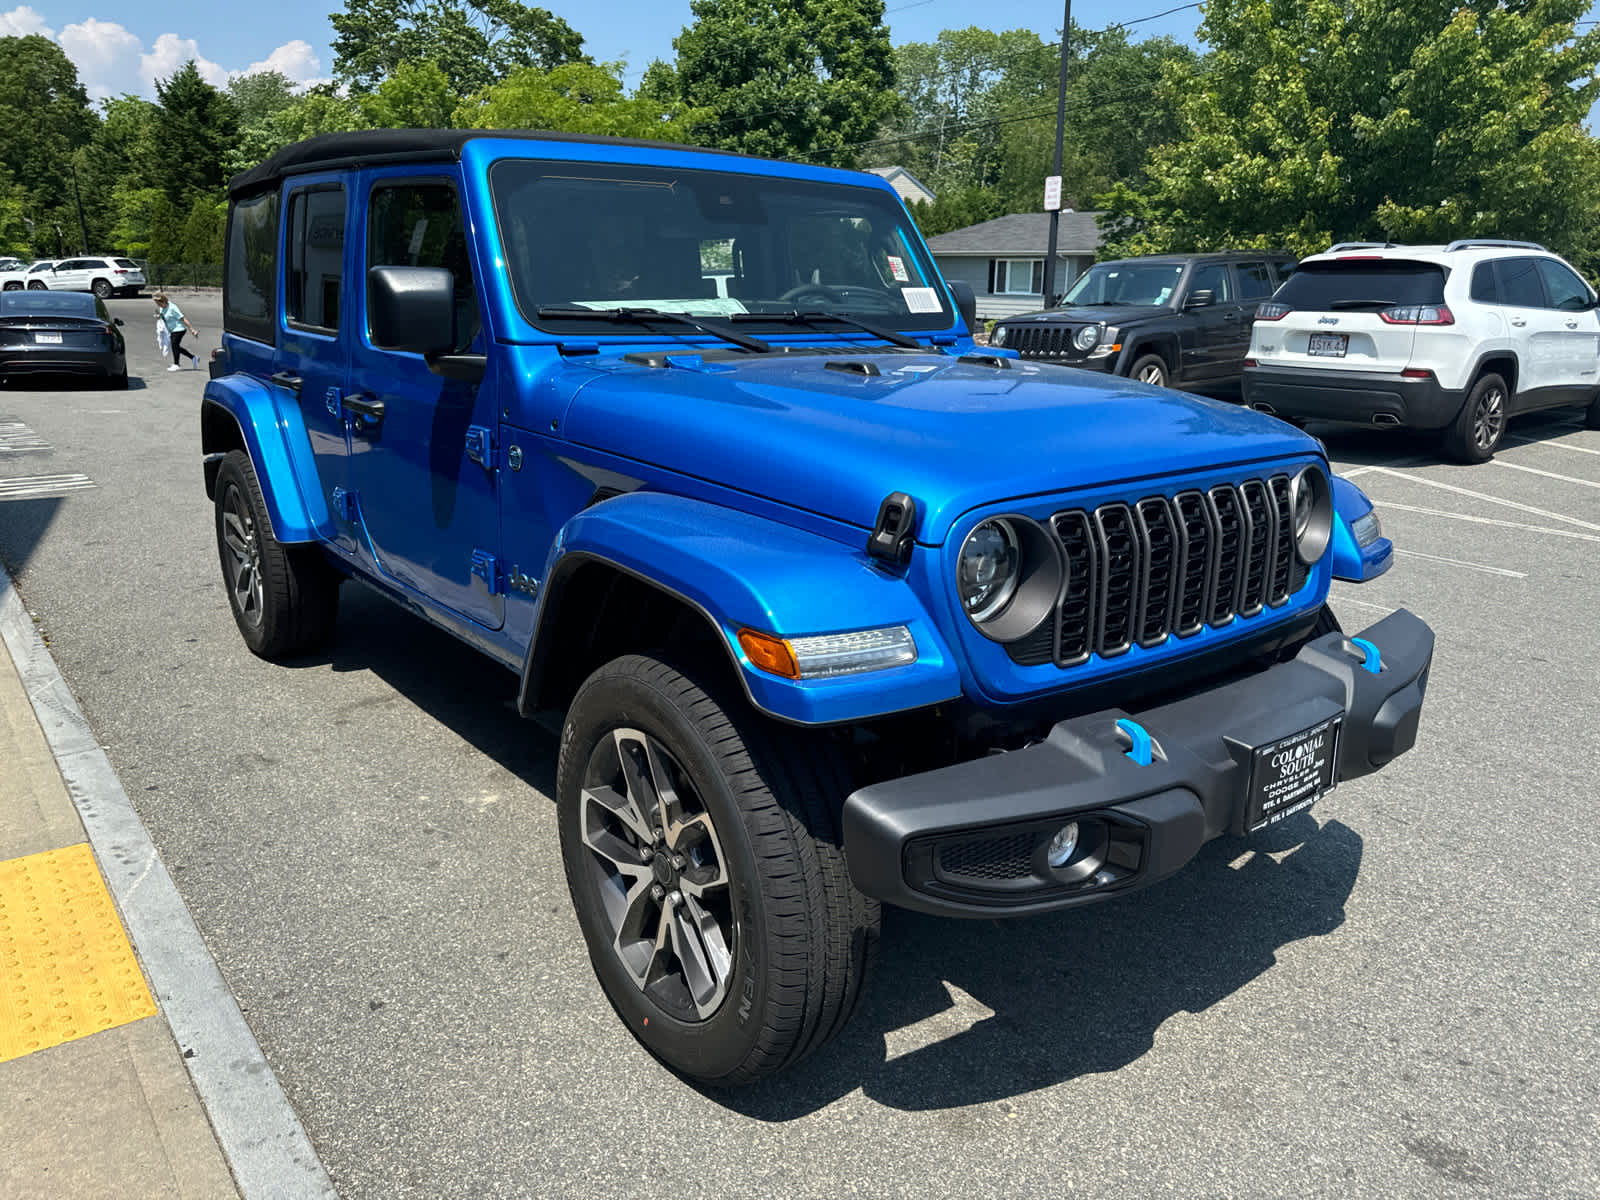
[991,252,1298,391]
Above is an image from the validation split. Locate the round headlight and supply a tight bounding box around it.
[958,519,1021,622]
[1074,325,1100,351]
[1289,465,1333,564]
[991,325,1008,347]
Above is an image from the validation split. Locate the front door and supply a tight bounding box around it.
[1533,257,1600,404]
[344,172,503,630]
[277,179,357,555]
[1182,262,1238,381]
[52,259,88,291]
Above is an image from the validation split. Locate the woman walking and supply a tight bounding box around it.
[154,292,199,370]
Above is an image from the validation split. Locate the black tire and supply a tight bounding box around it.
[1585,390,1600,431]
[213,449,339,658]
[1,281,19,291]
[1127,352,1170,388]
[1442,372,1508,462]
[557,654,878,1085]
[107,370,128,390]
[91,278,112,299]
[27,280,45,290]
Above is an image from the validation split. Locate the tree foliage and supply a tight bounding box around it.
[457,62,705,140]
[1100,0,1600,262]
[151,63,238,206]
[359,61,459,129]
[331,0,587,95]
[667,0,898,163]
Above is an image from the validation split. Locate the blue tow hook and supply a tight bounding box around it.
[1349,636,1383,674]
[1115,718,1154,766]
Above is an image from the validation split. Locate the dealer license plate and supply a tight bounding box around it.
[1307,332,1347,357]
[34,332,61,344]
[1245,715,1342,832]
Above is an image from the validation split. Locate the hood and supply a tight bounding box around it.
[1002,304,1169,326]
[560,351,1317,543]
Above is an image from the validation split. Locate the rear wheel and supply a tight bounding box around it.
[558,654,878,1085]
[213,449,340,658]
[1586,390,1600,431]
[1442,372,1507,463]
[1128,352,1169,388]
[91,278,112,299]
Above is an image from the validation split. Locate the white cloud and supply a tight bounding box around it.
[0,6,53,38]
[57,19,143,100]
[141,32,228,90]
[238,40,324,86]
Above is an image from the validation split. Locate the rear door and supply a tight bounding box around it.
[277,177,357,555]
[344,171,503,629]
[1492,257,1561,401]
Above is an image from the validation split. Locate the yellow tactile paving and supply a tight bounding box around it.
[0,843,156,1063]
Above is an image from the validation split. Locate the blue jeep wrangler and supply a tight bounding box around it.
[203,130,1432,1084]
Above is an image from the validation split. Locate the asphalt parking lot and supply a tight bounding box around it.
[1,298,1597,1197]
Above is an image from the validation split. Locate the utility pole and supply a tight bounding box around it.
[70,158,90,254]
[1040,0,1071,307]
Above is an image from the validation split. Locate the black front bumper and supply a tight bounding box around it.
[1242,365,1463,430]
[843,609,1433,917]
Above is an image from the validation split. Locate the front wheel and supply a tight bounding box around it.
[1127,352,1169,388]
[557,654,878,1085]
[1442,372,1507,462]
[213,450,340,658]
[26,280,45,290]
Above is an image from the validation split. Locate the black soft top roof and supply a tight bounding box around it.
[227,128,762,199]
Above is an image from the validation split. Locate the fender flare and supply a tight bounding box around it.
[518,492,961,726]
[1329,474,1392,582]
[1119,331,1181,380]
[201,376,329,544]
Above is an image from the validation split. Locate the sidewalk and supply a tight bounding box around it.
[0,566,335,1198]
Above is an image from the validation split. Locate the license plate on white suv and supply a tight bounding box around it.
[1308,333,1348,357]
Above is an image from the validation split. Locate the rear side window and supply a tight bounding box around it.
[1493,257,1545,309]
[1274,260,1446,310]
[1272,260,1297,283]
[1470,262,1498,303]
[286,187,345,333]
[224,191,279,344]
[1236,262,1274,299]
[115,258,138,269]
[1535,258,1591,312]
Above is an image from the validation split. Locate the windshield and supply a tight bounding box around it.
[1061,261,1184,307]
[490,160,951,334]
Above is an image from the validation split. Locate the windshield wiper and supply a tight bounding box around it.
[730,309,924,350]
[1328,298,1398,310]
[535,305,771,354]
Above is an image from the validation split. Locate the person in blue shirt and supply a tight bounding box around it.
[153,292,198,371]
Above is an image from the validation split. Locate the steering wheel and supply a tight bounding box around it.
[779,283,846,305]
[779,283,897,312]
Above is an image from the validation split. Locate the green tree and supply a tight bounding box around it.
[109,185,168,258]
[0,35,96,244]
[456,61,704,139]
[226,71,301,128]
[0,168,34,258]
[905,184,1005,238]
[145,193,182,266]
[150,62,239,206]
[668,0,898,163]
[223,93,365,177]
[1100,0,1600,260]
[330,0,587,95]
[179,193,226,263]
[359,61,459,128]
[77,96,161,251]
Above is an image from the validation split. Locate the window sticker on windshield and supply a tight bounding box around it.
[1156,288,1173,303]
[886,255,909,282]
[902,287,942,313]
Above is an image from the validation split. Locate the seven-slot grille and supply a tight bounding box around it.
[1006,324,1082,359]
[1010,475,1310,668]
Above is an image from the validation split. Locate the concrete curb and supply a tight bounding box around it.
[0,565,337,1199]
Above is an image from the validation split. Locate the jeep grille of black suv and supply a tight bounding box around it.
[1007,325,1085,359]
[1008,476,1309,668]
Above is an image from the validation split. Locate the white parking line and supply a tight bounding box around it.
[0,422,48,453]
[1377,501,1600,545]
[1492,459,1600,490]
[1355,466,1600,531]
[1391,547,1526,578]
[1330,593,1398,615]
[0,473,95,499]
[1505,434,1600,457]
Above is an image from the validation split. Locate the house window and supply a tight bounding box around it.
[991,258,1044,295]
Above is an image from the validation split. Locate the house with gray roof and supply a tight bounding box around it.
[864,166,936,207]
[926,211,1103,320]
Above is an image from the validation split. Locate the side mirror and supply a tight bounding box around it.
[1185,289,1216,309]
[113,317,124,326]
[368,266,457,356]
[946,279,978,333]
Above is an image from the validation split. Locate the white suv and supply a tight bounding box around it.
[43,256,147,298]
[1241,240,1600,461]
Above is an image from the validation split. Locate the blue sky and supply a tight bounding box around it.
[3,0,1597,127]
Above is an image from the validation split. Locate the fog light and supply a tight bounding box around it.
[1046,822,1080,868]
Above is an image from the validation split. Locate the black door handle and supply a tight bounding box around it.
[271,371,302,394]
[341,394,386,422]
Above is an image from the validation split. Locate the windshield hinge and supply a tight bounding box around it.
[867,492,917,566]
[928,334,958,347]
[558,340,600,356]
[471,549,503,595]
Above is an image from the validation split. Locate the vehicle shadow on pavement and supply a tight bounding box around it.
[0,495,65,578]
[715,814,1362,1120]
[1312,410,1586,469]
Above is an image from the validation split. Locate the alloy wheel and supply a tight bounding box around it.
[1473,386,1505,452]
[1138,363,1166,385]
[579,727,734,1022]
[220,484,264,627]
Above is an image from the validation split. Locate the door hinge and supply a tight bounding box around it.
[471,549,502,594]
[465,425,496,468]
[331,486,358,521]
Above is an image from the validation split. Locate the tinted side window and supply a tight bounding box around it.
[1470,262,1498,303]
[1272,260,1297,284]
[1535,259,1591,312]
[286,187,345,332]
[1236,262,1273,299]
[1188,263,1232,302]
[367,181,480,353]
[1494,257,1545,309]
[224,190,279,344]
